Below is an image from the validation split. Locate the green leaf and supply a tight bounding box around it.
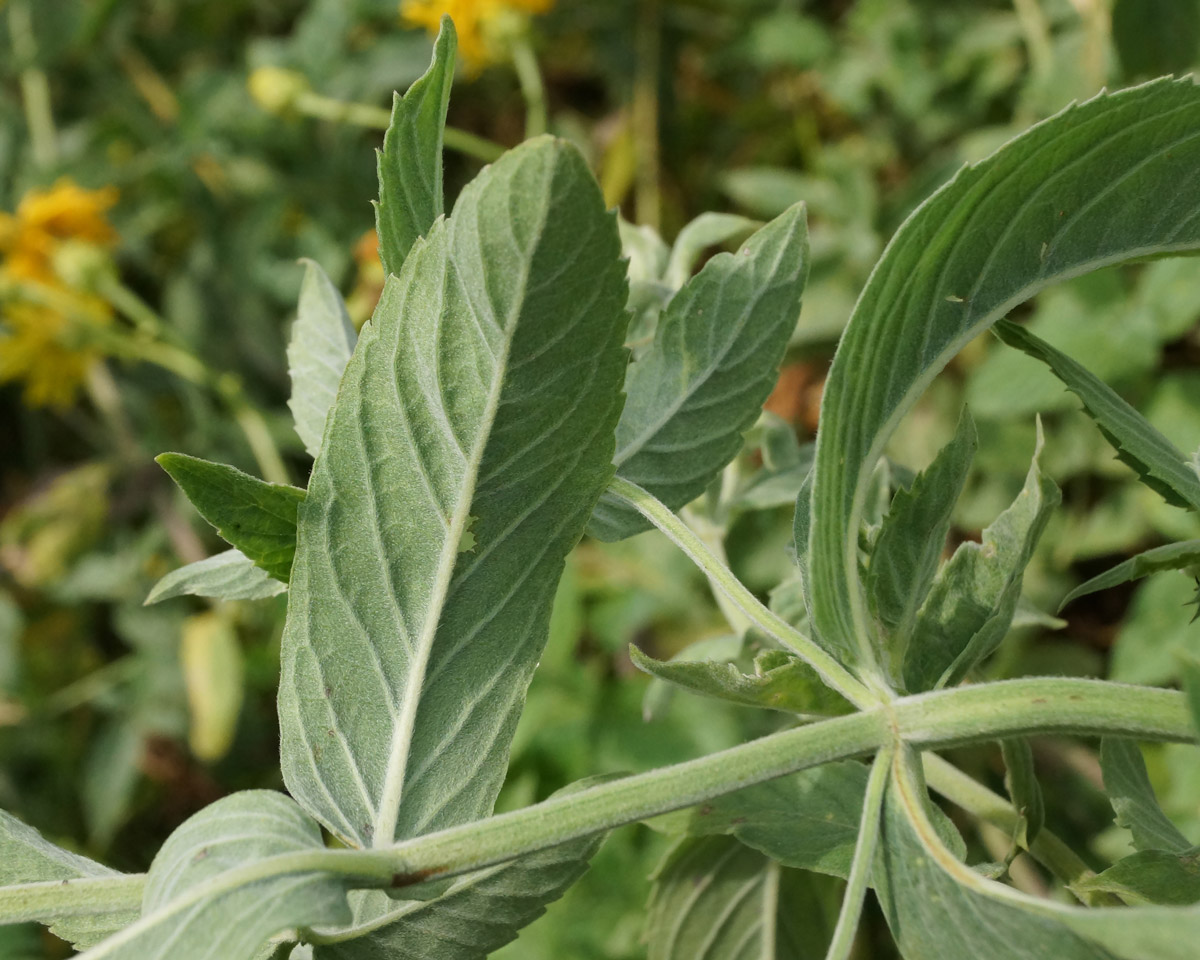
[1000,738,1045,849]
[145,549,287,605]
[1059,540,1200,611]
[288,260,358,459]
[311,780,609,959]
[1112,0,1200,78]
[156,454,305,583]
[807,79,1200,675]
[993,318,1200,512]
[630,644,850,717]
[1077,848,1200,906]
[902,425,1060,692]
[1100,738,1192,854]
[644,835,829,960]
[375,17,455,276]
[663,212,760,290]
[867,407,977,667]
[0,810,137,948]
[278,137,629,849]
[589,203,809,541]
[79,791,350,960]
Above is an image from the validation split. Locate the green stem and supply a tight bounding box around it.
[0,875,143,926]
[509,35,547,139]
[608,476,873,707]
[824,745,893,960]
[633,0,661,229]
[294,91,504,163]
[8,0,58,168]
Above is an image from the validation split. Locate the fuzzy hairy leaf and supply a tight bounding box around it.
[1059,540,1200,611]
[289,260,357,459]
[278,137,628,849]
[375,18,455,276]
[663,212,760,290]
[1077,848,1200,906]
[79,791,350,960]
[589,203,808,540]
[808,79,1200,672]
[0,810,137,948]
[902,427,1059,692]
[867,408,977,664]
[156,454,305,583]
[644,836,824,960]
[993,318,1200,511]
[145,549,287,605]
[1100,738,1192,854]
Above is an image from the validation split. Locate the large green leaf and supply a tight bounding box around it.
[993,318,1200,511]
[78,791,350,960]
[278,137,629,849]
[1100,738,1192,854]
[866,408,976,669]
[0,810,138,948]
[644,836,830,960]
[375,18,455,276]
[288,260,357,459]
[589,204,808,540]
[808,79,1200,677]
[1060,540,1200,610]
[145,549,287,605]
[902,427,1059,692]
[156,454,305,583]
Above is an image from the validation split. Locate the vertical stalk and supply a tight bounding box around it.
[633,0,661,230]
[8,0,58,168]
[510,35,547,139]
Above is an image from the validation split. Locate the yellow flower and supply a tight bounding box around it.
[0,180,119,408]
[400,0,554,70]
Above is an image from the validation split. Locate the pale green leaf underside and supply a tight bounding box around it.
[0,810,136,948]
[644,836,815,960]
[157,454,305,583]
[80,791,349,960]
[589,203,808,541]
[289,260,358,459]
[1100,738,1192,854]
[809,78,1200,671]
[993,318,1200,511]
[375,18,455,276]
[279,137,628,849]
[902,427,1059,692]
[146,549,287,605]
[1060,540,1200,610]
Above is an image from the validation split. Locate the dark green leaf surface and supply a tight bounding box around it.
[902,428,1059,692]
[288,260,358,459]
[1060,541,1200,610]
[589,204,808,540]
[278,137,629,848]
[375,18,455,276]
[993,318,1200,511]
[145,549,287,605]
[867,408,976,667]
[808,79,1200,675]
[1000,738,1045,849]
[157,454,305,583]
[1100,738,1192,854]
[1077,848,1200,906]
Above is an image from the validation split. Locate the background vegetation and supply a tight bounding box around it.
[3,1,1200,956]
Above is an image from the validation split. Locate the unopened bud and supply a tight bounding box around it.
[248,66,310,115]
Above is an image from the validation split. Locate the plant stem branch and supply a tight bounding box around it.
[633,0,661,230]
[9,0,58,168]
[0,875,143,926]
[509,35,547,139]
[608,476,873,707]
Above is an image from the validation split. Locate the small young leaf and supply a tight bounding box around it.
[663,212,760,289]
[145,549,287,605]
[156,454,305,583]
[1100,738,1191,854]
[867,407,977,666]
[993,318,1200,512]
[630,644,850,717]
[1076,847,1200,906]
[1059,540,1200,611]
[902,424,1060,692]
[644,836,828,960]
[80,791,351,960]
[589,203,809,541]
[375,17,456,276]
[288,260,357,459]
[1000,738,1045,849]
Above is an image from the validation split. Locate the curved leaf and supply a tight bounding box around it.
[1060,540,1200,611]
[145,549,286,605]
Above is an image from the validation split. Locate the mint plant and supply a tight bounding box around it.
[6,19,1200,960]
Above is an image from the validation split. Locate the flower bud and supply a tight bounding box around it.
[247,66,310,115]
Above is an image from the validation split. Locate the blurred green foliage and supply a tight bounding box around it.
[4,0,1200,956]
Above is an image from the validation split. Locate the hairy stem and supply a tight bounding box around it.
[0,875,143,925]
[509,35,547,139]
[608,476,873,707]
